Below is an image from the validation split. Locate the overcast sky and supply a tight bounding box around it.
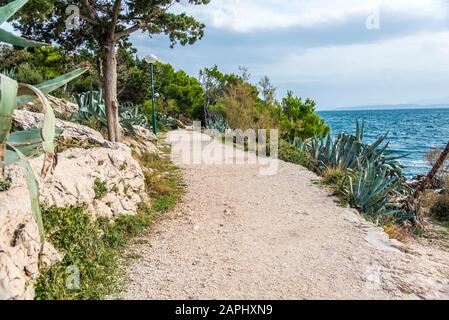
[131,0,449,109]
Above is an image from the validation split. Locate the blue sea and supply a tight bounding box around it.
[317,108,449,178]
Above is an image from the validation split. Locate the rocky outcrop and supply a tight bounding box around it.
[0,211,61,300]
[0,144,149,300]
[2,108,162,300]
[22,95,78,116]
[12,110,160,155]
[2,146,149,219]
[132,125,157,143]
[13,110,105,145]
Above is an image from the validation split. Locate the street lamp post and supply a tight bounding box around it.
[144,54,158,135]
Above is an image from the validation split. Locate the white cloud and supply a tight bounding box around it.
[257,31,449,106]
[269,31,449,81]
[177,0,449,32]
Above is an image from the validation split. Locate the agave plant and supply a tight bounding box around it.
[207,114,229,133]
[0,0,88,240]
[1,68,16,78]
[345,159,401,217]
[302,118,404,177]
[71,90,147,135]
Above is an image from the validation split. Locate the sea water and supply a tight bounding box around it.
[318,108,449,178]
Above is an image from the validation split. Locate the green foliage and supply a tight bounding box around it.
[0,45,91,97]
[280,91,330,141]
[344,160,401,217]
[93,178,108,200]
[430,194,449,221]
[3,0,210,51]
[157,114,186,130]
[15,63,44,85]
[0,0,87,241]
[301,118,404,177]
[0,178,10,191]
[207,114,229,133]
[99,204,155,250]
[322,167,347,186]
[278,139,314,170]
[35,144,183,300]
[215,81,275,131]
[295,118,407,219]
[34,205,119,300]
[71,91,148,135]
[0,67,15,78]
[137,151,185,213]
[121,61,205,119]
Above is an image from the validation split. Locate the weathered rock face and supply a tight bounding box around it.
[2,108,160,300]
[47,96,79,115]
[21,96,78,117]
[2,146,149,220]
[132,125,157,143]
[0,210,61,300]
[0,141,151,300]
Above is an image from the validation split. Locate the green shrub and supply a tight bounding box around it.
[430,194,449,221]
[99,204,155,249]
[93,179,108,200]
[34,205,119,300]
[278,140,314,170]
[280,91,330,141]
[0,179,11,192]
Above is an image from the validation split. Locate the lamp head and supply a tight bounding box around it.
[144,54,158,64]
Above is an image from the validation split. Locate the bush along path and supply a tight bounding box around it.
[122,129,449,300]
[33,134,185,300]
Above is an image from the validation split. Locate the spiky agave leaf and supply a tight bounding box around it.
[0,28,47,47]
[17,84,55,177]
[6,128,44,161]
[16,68,89,107]
[0,74,18,172]
[0,0,28,24]
[5,144,44,240]
[348,159,400,216]
[0,0,48,47]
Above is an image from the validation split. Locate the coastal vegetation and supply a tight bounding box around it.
[0,0,88,243]
[0,0,210,142]
[1,0,449,301]
[35,145,185,300]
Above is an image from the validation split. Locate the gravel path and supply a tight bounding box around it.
[123,130,449,300]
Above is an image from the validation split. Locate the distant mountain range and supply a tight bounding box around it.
[320,103,449,112]
[322,96,449,111]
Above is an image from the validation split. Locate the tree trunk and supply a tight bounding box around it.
[102,40,122,142]
[414,140,449,200]
[408,140,449,225]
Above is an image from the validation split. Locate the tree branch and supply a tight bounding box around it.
[110,0,123,38]
[113,0,176,40]
[114,23,144,40]
[80,0,99,23]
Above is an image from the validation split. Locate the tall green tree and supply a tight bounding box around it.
[1,0,210,141]
[280,91,330,141]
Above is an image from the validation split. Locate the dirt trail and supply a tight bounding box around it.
[123,130,449,300]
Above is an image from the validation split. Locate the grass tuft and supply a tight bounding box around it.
[0,178,11,192]
[93,178,108,200]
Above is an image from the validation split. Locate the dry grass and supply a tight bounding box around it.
[383,224,410,243]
